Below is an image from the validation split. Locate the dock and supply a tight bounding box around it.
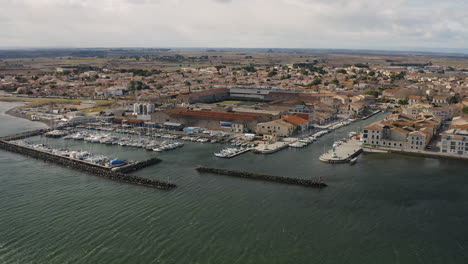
[319,138,363,164]
[0,139,176,190]
[196,166,327,188]
[254,141,289,154]
[362,110,382,120]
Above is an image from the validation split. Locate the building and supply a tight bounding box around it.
[134,103,155,115]
[282,115,309,132]
[256,119,295,137]
[382,89,399,100]
[440,129,468,155]
[134,103,155,121]
[66,112,97,125]
[408,95,423,105]
[432,96,448,105]
[151,107,274,132]
[188,88,229,103]
[363,114,440,151]
[229,86,280,100]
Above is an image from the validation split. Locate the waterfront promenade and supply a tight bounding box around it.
[363,146,468,161]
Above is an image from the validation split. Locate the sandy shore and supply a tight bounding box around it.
[1,102,53,128]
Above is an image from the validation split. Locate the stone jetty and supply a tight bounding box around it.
[0,140,176,190]
[0,128,51,141]
[113,158,162,173]
[196,166,327,188]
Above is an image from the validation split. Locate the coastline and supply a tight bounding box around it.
[1,101,52,128]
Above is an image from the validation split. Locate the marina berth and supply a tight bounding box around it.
[214,147,252,158]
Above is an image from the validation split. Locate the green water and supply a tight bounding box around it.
[1,102,468,264]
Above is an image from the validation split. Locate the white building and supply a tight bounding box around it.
[441,129,468,155]
[134,103,155,121]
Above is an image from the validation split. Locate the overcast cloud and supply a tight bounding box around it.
[1,0,467,50]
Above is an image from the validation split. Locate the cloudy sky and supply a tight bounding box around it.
[1,0,467,51]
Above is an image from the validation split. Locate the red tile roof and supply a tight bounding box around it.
[283,115,308,126]
[166,108,269,121]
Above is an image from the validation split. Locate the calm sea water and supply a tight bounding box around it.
[1,102,468,264]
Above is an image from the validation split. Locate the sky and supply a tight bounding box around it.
[1,0,468,51]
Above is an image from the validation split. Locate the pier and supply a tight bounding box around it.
[0,128,51,141]
[0,140,176,190]
[196,166,327,188]
[254,141,289,154]
[361,109,382,120]
[319,138,363,164]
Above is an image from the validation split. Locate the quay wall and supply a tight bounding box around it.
[196,166,327,188]
[0,140,176,190]
[320,148,363,164]
[363,147,468,161]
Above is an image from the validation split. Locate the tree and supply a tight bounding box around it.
[398,99,409,105]
[463,107,468,114]
[267,70,278,77]
[242,65,256,73]
[365,90,380,98]
[354,63,369,68]
[337,69,347,74]
[308,78,322,86]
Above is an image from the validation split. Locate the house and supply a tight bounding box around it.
[382,89,399,100]
[256,119,295,137]
[349,101,368,116]
[282,115,309,132]
[451,116,468,130]
[432,96,448,105]
[428,106,454,121]
[408,95,423,105]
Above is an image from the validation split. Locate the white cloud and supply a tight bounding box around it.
[0,0,467,50]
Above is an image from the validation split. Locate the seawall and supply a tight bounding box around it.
[196,166,327,188]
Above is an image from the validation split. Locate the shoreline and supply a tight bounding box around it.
[2,103,52,128]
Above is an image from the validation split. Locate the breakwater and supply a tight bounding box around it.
[114,158,162,173]
[0,140,176,190]
[196,166,327,188]
[0,128,50,141]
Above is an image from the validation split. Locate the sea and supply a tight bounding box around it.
[1,102,468,264]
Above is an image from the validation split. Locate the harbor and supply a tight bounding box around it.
[0,137,175,190]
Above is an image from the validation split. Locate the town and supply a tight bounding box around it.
[1,49,467,160]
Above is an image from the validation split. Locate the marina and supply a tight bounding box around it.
[0,137,175,190]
